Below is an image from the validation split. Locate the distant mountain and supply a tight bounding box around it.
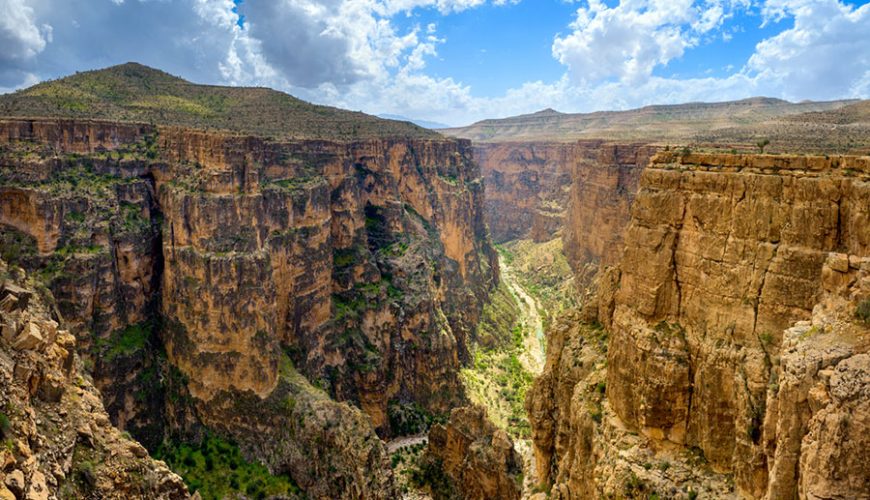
[0,62,436,141]
[443,97,862,145]
[377,114,450,130]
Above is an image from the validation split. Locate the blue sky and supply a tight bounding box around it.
[2,0,870,125]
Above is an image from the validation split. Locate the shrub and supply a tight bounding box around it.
[0,412,10,437]
[856,299,870,325]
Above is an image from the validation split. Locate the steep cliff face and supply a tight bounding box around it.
[474,142,574,243]
[471,140,655,284]
[562,141,657,285]
[529,152,870,498]
[0,262,188,499]
[421,405,523,500]
[0,115,496,497]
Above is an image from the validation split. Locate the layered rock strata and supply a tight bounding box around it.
[474,142,574,243]
[561,141,657,285]
[0,117,497,497]
[529,153,870,498]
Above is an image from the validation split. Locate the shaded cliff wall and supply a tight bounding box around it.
[562,141,657,284]
[0,118,498,497]
[529,152,870,499]
[474,142,574,243]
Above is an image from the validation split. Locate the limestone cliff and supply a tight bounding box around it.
[0,111,496,497]
[472,141,656,254]
[474,142,573,243]
[421,405,523,500]
[561,142,657,285]
[0,261,188,499]
[529,152,870,498]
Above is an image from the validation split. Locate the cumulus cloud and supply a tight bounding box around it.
[552,0,749,86]
[0,0,52,86]
[748,0,870,101]
[0,0,867,126]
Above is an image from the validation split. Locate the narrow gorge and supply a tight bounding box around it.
[0,64,868,500]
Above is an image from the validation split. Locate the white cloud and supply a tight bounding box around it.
[552,0,749,86]
[748,0,870,101]
[0,0,867,126]
[0,0,51,86]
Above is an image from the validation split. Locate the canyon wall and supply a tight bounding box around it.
[474,142,573,243]
[472,140,655,277]
[0,118,497,497]
[562,142,657,284]
[529,152,870,498]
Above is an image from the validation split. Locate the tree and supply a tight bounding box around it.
[756,139,770,154]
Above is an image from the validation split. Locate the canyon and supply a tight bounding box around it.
[0,62,868,500]
[0,64,498,499]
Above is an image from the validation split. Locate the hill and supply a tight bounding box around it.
[444,97,867,151]
[0,63,436,141]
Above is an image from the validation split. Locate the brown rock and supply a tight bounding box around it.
[529,152,870,499]
[424,405,522,500]
[4,470,24,496]
[829,252,850,273]
[12,323,43,351]
[25,471,47,500]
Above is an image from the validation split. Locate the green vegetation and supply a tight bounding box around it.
[119,202,151,234]
[267,176,321,193]
[97,321,153,360]
[460,273,535,437]
[0,63,434,141]
[0,412,10,438]
[388,402,446,436]
[856,299,870,325]
[409,457,458,500]
[757,138,771,153]
[497,238,577,328]
[155,435,302,500]
[0,228,38,269]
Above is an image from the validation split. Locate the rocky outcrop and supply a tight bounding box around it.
[527,309,736,499]
[529,152,870,498]
[0,262,188,499]
[474,142,573,243]
[763,252,870,499]
[0,116,497,497]
[422,405,523,500]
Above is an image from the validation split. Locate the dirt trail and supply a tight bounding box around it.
[386,435,428,454]
[502,261,546,374]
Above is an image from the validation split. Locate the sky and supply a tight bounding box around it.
[1,0,869,126]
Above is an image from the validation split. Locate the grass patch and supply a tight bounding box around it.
[0,412,10,438]
[99,321,153,360]
[155,435,302,500]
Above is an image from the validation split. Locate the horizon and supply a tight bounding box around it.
[2,0,869,126]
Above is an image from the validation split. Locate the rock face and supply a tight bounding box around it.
[0,262,188,499]
[562,141,657,285]
[474,142,574,243]
[529,152,870,498]
[0,115,496,497]
[423,405,523,500]
[472,141,656,253]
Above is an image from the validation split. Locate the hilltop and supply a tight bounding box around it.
[0,63,436,141]
[444,97,870,153]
